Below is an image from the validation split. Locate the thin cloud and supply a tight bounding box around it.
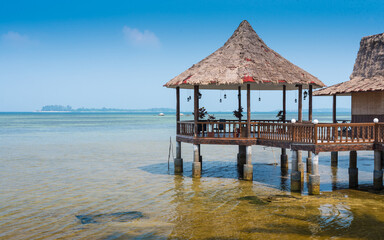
[122,26,160,47]
[1,31,33,45]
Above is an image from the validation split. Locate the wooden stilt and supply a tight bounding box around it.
[281,85,288,171]
[308,153,320,195]
[331,94,338,166]
[291,150,301,192]
[374,150,383,190]
[174,87,183,174]
[243,145,253,181]
[307,85,312,173]
[192,144,201,177]
[349,151,358,188]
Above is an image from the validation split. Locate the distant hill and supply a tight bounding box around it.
[40,105,175,112]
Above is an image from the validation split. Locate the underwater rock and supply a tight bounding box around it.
[238,196,267,205]
[76,211,144,224]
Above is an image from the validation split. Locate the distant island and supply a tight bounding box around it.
[40,105,175,112]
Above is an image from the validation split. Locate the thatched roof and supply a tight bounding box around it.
[164,20,325,90]
[314,32,384,96]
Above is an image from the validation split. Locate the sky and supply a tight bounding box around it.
[0,0,383,112]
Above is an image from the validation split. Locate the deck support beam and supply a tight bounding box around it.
[306,85,313,174]
[192,144,201,177]
[308,153,320,195]
[281,85,288,171]
[374,150,383,190]
[175,141,183,174]
[291,150,301,192]
[238,145,246,166]
[280,148,288,171]
[243,145,253,181]
[331,95,338,166]
[349,151,358,188]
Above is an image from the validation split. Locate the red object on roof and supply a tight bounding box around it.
[243,76,255,82]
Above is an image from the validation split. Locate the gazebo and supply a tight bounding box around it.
[164,20,326,194]
[314,32,384,190]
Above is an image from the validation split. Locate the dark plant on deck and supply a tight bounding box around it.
[193,107,208,120]
[233,106,243,120]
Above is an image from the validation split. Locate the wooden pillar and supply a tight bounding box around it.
[307,85,313,173]
[331,94,338,166]
[243,145,253,181]
[308,152,320,195]
[297,85,304,180]
[349,151,358,188]
[281,86,288,171]
[192,144,201,177]
[175,87,183,174]
[176,87,180,134]
[193,85,199,137]
[374,150,383,190]
[298,85,302,122]
[238,86,242,122]
[237,86,246,168]
[175,141,183,173]
[247,84,251,138]
[291,150,301,191]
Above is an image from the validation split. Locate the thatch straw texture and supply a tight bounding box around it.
[164,20,325,90]
[314,32,384,96]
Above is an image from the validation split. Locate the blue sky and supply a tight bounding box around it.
[0,0,383,112]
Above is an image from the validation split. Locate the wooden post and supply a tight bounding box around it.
[194,85,199,137]
[308,152,320,195]
[243,145,253,181]
[237,86,246,170]
[333,94,337,123]
[281,85,288,171]
[192,144,201,177]
[175,141,183,173]
[283,85,286,122]
[238,86,242,122]
[247,84,251,138]
[331,94,338,166]
[349,151,358,188]
[176,87,180,134]
[291,150,301,192]
[175,87,183,174]
[374,150,383,190]
[297,85,303,179]
[307,85,313,173]
[298,85,302,122]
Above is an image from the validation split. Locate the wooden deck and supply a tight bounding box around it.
[177,120,384,153]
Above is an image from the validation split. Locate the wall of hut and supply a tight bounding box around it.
[351,91,384,122]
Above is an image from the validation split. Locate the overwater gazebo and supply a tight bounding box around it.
[164,21,384,194]
[164,20,327,194]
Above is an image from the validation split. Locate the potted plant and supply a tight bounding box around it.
[193,107,208,132]
[233,107,247,137]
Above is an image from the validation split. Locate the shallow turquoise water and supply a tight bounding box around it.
[1,112,383,239]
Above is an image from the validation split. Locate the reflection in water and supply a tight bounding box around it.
[317,204,353,230]
[331,166,338,190]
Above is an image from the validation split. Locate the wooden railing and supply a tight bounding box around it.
[178,121,384,144]
[315,123,375,144]
[178,121,194,136]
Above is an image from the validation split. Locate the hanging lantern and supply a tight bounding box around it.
[295,98,297,103]
[304,91,308,100]
[220,99,222,103]
[198,91,202,99]
[224,94,227,99]
[259,97,261,102]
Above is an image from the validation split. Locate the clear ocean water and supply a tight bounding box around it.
[0,112,383,239]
